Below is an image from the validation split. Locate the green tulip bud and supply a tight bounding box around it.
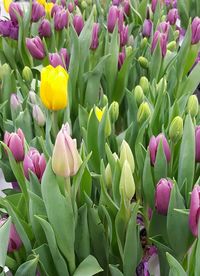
[0,63,11,80]
[22,66,33,83]
[187,95,199,117]
[138,56,149,69]
[157,77,167,92]
[169,116,183,143]
[81,0,87,9]
[109,101,119,123]
[134,85,144,106]
[167,41,177,52]
[119,160,135,201]
[86,0,92,4]
[139,76,149,95]
[93,4,97,17]
[174,30,180,41]
[137,102,151,124]
[119,140,135,173]
[141,37,148,49]
[101,94,108,106]
[128,35,134,47]
[105,164,112,189]
[125,46,133,57]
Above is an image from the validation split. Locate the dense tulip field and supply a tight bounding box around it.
[0,0,200,275]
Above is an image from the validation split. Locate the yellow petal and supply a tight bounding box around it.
[45,2,54,15]
[95,107,104,122]
[3,0,12,12]
[37,0,46,6]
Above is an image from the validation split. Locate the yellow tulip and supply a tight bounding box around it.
[95,107,105,122]
[45,2,54,15]
[37,0,46,6]
[3,0,12,12]
[40,65,69,111]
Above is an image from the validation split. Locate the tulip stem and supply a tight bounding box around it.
[13,251,21,266]
[51,111,59,139]
[65,177,71,197]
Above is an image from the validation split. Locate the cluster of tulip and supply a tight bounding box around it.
[0,0,200,275]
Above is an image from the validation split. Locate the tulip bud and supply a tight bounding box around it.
[149,133,171,165]
[137,102,151,124]
[29,91,37,104]
[0,63,11,80]
[119,140,135,173]
[0,218,22,253]
[31,1,45,22]
[174,29,180,40]
[138,56,149,69]
[90,23,100,50]
[54,9,69,31]
[32,105,46,127]
[120,25,129,47]
[142,19,152,38]
[139,76,149,95]
[101,94,108,106]
[169,116,183,143]
[52,123,81,177]
[23,148,46,181]
[38,19,52,38]
[167,8,178,25]
[68,2,74,13]
[22,66,33,83]
[155,178,173,215]
[10,94,22,119]
[187,95,199,117]
[151,0,158,13]
[9,3,23,24]
[26,36,45,60]
[134,85,144,106]
[123,0,130,16]
[73,15,84,35]
[191,17,200,45]
[189,185,200,236]
[105,164,112,189]
[109,101,119,123]
[81,0,87,8]
[141,37,148,48]
[195,126,200,162]
[119,160,135,201]
[107,5,118,33]
[118,51,125,70]
[125,46,132,57]
[156,77,167,92]
[151,31,168,57]
[49,53,64,68]
[167,41,176,51]
[4,129,25,162]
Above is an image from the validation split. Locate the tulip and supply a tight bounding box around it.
[31,1,45,22]
[189,185,200,237]
[109,101,119,123]
[151,31,168,57]
[134,85,144,106]
[138,56,148,69]
[167,8,178,25]
[45,2,54,16]
[51,4,62,16]
[112,0,120,5]
[23,148,46,181]
[169,116,183,143]
[137,102,151,124]
[60,48,70,69]
[149,133,171,165]
[123,0,130,16]
[3,0,12,13]
[54,9,69,31]
[90,23,100,50]
[68,2,74,12]
[0,20,11,37]
[40,65,69,110]
[49,53,64,67]
[191,17,200,45]
[118,51,125,70]
[139,76,149,95]
[118,9,124,33]
[29,91,37,104]
[196,126,200,162]
[119,160,135,201]
[155,178,173,215]
[73,15,84,35]
[157,21,170,35]
[38,19,52,38]
[0,218,22,253]
[187,95,199,117]
[10,94,22,117]
[151,0,158,13]
[120,25,128,47]
[74,0,79,5]
[36,0,46,6]
[4,129,25,162]
[9,23,19,40]
[119,140,135,173]
[61,0,66,7]
[22,66,33,83]
[107,5,118,33]
[9,2,23,24]
[105,164,112,189]
[94,107,105,122]
[26,36,45,60]
[142,19,152,38]
[52,123,81,177]
[32,105,46,127]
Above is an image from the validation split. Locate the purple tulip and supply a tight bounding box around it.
[149,133,171,166]
[151,0,158,13]
[0,218,22,253]
[0,20,11,37]
[118,51,125,70]
[10,93,21,112]
[167,8,178,25]
[142,19,153,37]
[4,129,25,162]
[157,21,170,35]
[23,148,46,181]
[9,3,23,24]
[9,23,19,40]
[155,178,173,215]
[26,36,45,60]
[107,6,118,33]
[60,48,70,69]
[151,31,168,57]
[54,9,69,31]
[195,126,200,162]
[38,19,52,38]
[31,1,45,23]
[120,25,128,47]
[51,4,62,17]
[136,246,158,276]
[112,0,120,6]
[90,23,100,50]
[165,0,177,8]
[118,9,124,33]
[32,105,45,127]
[68,2,74,13]
[73,15,84,35]
[123,0,130,16]
[49,53,64,67]
[189,185,200,237]
[191,17,200,45]
[74,0,79,5]
[61,0,66,7]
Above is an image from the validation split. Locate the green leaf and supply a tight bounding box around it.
[35,216,69,276]
[15,256,39,276]
[166,252,187,276]
[154,140,168,184]
[181,62,200,97]
[0,217,11,269]
[177,0,190,29]
[150,39,162,82]
[41,160,75,274]
[73,255,103,276]
[109,265,124,276]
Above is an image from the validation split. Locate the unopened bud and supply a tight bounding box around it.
[139,76,149,95]
[187,95,199,117]
[105,164,112,189]
[137,102,151,124]
[101,94,108,106]
[174,30,180,40]
[119,140,135,173]
[81,0,87,8]
[167,41,176,51]
[138,56,149,69]
[125,46,132,57]
[22,66,33,83]
[119,160,135,201]
[169,116,183,143]
[10,94,22,118]
[141,37,148,48]
[134,85,144,106]
[0,63,11,80]
[29,91,37,104]
[109,101,119,123]
[32,105,46,127]
[157,77,167,92]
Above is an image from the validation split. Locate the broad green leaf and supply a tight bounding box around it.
[166,252,187,276]
[15,256,39,276]
[73,255,103,276]
[0,217,11,269]
[109,265,124,276]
